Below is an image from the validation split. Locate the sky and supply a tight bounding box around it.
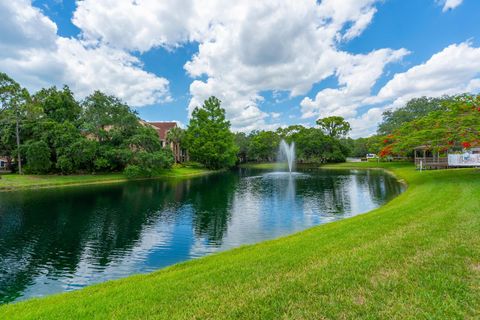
[1,0,480,137]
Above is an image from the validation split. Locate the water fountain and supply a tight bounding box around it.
[278,139,295,173]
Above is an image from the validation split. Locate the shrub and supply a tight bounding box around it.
[56,155,74,174]
[132,150,174,171]
[123,165,145,179]
[25,141,51,174]
[94,158,110,171]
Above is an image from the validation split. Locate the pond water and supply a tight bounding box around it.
[0,168,404,303]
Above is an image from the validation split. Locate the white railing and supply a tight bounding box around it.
[448,154,480,166]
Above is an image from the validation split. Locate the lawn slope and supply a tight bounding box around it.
[1,163,479,319]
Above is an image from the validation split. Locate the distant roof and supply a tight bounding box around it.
[413,145,431,150]
[148,122,177,140]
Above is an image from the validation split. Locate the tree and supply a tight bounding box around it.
[349,136,383,157]
[166,126,185,163]
[316,116,351,138]
[234,132,249,163]
[82,91,140,144]
[381,94,480,155]
[248,130,280,162]
[24,141,52,174]
[0,72,30,174]
[377,96,449,135]
[128,126,162,153]
[82,91,144,172]
[290,127,349,163]
[185,97,238,169]
[33,86,81,123]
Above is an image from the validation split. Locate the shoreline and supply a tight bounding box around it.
[1,162,479,319]
[0,167,214,193]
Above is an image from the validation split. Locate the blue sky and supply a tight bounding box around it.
[2,0,480,136]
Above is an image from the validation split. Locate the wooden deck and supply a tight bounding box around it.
[415,157,449,170]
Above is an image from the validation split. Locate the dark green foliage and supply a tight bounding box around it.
[234,132,249,163]
[127,126,162,152]
[377,96,450,135]
[349,136,383,157]
[0,72,30,173]
[24,141,51,174]
[316,116,351,138]
[0,72,178,175]
[56,138,98,174]
[236,125,351,164]
[185,97,238,169]
[248,130,281,162]
[33,86,81,123]
[132,150,174,170]
[123,165,144,178]
[289,127,348,163]
[166,126,186,163]
[81,91,141,144]
[124,150,175,178]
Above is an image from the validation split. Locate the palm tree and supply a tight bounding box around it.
[166,126,185,163]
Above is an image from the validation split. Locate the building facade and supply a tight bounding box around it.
[0,156,9,171]
[148,122,188,163]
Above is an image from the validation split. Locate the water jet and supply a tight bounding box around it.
[278,140,295,173]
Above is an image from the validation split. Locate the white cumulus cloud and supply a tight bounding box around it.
[69,0,399,131]
[372,42,480,108]
[0,0,170,106]
[440,0,463,12]
[300,48,409,120]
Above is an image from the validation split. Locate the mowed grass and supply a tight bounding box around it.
[1,162,480,319]
[0,166,209,192]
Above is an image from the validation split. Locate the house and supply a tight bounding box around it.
[0,156,9,171]
[147,122,177,148]
[148,122,188,163]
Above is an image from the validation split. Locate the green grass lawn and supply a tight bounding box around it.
[1,162,479,319]
[0,165,210,192]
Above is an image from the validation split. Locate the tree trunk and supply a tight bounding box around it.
[15,116,22,174]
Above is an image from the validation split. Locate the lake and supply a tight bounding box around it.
[0,167,404,303]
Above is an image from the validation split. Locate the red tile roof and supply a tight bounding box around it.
[148,122,177,140]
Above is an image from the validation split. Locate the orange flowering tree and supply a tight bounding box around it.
[379,94,480,155]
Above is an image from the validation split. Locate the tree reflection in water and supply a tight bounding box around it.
[0,168,403,303]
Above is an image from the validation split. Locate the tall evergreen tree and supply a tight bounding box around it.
[185,97,238,169]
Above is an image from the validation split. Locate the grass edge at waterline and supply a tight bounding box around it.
[1,162,479,319]
[0,166,212,192]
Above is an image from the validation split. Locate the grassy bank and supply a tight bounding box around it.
[0,166,210,192]
[1,162,479,319]
[239,162,285,170]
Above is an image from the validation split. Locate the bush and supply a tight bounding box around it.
[94,158,110,171]
[56,155,74,174]
[69,139,98,171]
[100,147,133,172]
[123,165,146,179]
[132,149,174,170]
[25,141,51,174]
[123,150,175,178]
